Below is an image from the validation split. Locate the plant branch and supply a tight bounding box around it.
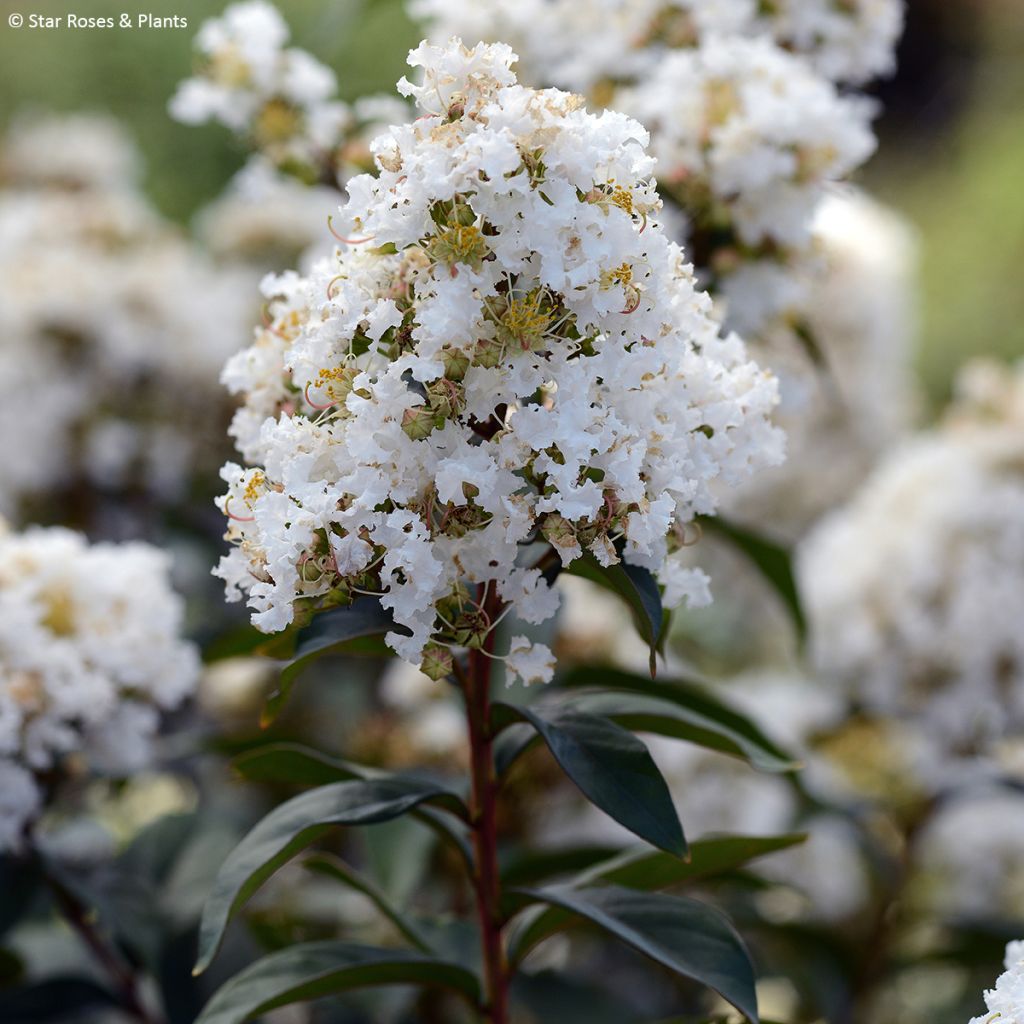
[45,871,164,1024]
[463,585,510,1024]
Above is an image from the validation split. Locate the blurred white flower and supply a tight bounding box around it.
[170,1,410,183]
[722,189,919,537]
[917,790,1024,923]
[0,111,142,192]
[0,114,256,516]
[412,0,902,91]
[196,158,339,267]
[0,523,199,850]
[800,360,1024,755]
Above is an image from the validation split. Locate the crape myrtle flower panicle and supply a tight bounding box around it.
[968,940,1024,1024]
[799,360,1024,754]
[170,0,410,183]
[0,524,199,851]
[411,0,904,92]
[214,39,783,681]
[619,35,877,249]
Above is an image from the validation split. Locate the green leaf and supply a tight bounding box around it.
[700,517,806,642]
[491,704,685,857]
[559,667,798,773]
[566,552,664,675]
[232,742,366,786]
[195,778,468,974]
[511,970,641,1024]
[195,942,480,1024]
[231,743,475,871]
[262,600,403,724]
[508,886,758,1023]
[500,844,623,887]
[502,836,805,958]
[561,834,807,891]
[231,745,471,872]
[304,853,433,952]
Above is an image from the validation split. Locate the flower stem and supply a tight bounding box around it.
[464,585,509,1024]
[46,871,163,1024]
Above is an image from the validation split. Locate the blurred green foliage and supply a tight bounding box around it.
[870,54,1024,406]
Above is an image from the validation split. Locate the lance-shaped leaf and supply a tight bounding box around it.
[565,834,806,891]
[558,667,797,773]
[508,886,758,1023]
[231,743,474,871]
[511,971,641,1024]
[700,517,806,642]
[492,704,685,857]
[195,778,468,974]
[232,742,367,787]
[262,600,406,724]
[195,942,480,1024]
[500,844,623,887]
[566,552,664,675]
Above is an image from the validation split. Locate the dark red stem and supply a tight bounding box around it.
[47,874,163,1024]
[464,586,510,1024]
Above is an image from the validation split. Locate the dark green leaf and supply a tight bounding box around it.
[202,624,269,663]
[511,970,641,1024]
[491,704,685,857]
[559,667,797,773]
[195,942,480,1024]
[563,834,807,890]
[304,853,432,952]
[231,743,474,869]
[262,600,404,723]
[502,836,804,962]
[508,886,758,1023]
[500,844,623,887]
[700,517,806,642]
[566,553,664,675]
[117,812,198,884]
[195,778,467,974]
[232,742,367,786]
[0,978,119,1023]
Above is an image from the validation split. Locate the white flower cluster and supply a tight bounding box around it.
[170,0,409,183]
[413,0,903,92]
[968,940,1024,1024]
[800,360,1024,755]
[411,0,912,537]
[619,36,876,250]
[215,39,783,680]
[915,791,1024,925]
[0,524,199,851]
[0,114,255,516]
